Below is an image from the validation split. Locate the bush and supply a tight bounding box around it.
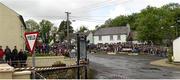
[167,47,173,62]
[52,61,66,67]
[63,52,70,57]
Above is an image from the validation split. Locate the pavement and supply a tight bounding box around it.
[89,53,180,79]
[150,59,180,69]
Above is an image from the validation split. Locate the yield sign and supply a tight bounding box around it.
[24,32,39,53]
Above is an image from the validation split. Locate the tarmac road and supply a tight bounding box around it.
[89,53,180,79]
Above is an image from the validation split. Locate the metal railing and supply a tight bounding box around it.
[32,65,87,79]
[34,72,46,79]
[12,64,87,79]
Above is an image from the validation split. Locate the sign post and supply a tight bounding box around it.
[24,32,39,79]
[76,34,80,79]
[77,34,88,79]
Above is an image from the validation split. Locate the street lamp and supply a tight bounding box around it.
[161,27,164,29]
[176,17,180,37]
[170,26,176,39]
[177,20,180,23]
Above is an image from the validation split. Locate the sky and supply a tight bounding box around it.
[1,0,180,30]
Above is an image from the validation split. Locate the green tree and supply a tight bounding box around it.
[111,15,128,26]
[136,6,164,44]
[136,5,176,44]
[39,20,53,44]
[104,18,112,27]
[50,26,58,43]
[127,13,139,30]
[163,3,180,38]
[99,15,129,28]
[58,20,74,42]
[97,3,180,45]
[25,19,40,32]
[78,26,89,32]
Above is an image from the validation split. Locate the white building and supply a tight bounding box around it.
[93,25,130,44]
[173,37,180,62]
[87,32,94,44]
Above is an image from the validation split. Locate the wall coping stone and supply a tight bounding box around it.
[0,64,14,72]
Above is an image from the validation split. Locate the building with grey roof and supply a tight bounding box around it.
[93,24,130,44]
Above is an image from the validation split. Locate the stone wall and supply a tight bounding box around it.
[27,56,76,67]
[0,64,31,79]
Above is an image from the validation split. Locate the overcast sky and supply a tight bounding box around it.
[1,0,180,30]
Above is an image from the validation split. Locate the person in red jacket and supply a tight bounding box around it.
[0,46,4,63]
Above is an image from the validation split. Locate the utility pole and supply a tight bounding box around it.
[65,12,71,50]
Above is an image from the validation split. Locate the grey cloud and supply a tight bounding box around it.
[0,0,107,20]
[0,0,123,29]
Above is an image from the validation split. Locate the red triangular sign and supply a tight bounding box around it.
[24,32,39,54]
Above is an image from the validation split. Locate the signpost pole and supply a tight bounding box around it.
[77,34,80,79]
[84,35,88,79]
[24,32,39,79]
[32,52,36,79]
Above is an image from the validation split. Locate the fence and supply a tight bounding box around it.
[30,65,87,79]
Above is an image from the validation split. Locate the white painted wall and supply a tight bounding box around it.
[173,37,180,62]
[0,3,25,50]
[87,32,94,44]
[94,34,127,44]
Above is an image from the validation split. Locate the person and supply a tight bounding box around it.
[0,46,4,63]
[70,47,76,58]
[11,46,18,67]
[4,46,11,65]
[18,49,27,67]
[22,50,27,67]
[42,43,46,54]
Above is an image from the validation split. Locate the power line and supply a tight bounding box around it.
[70,16,105,21]
[70,15,109,18]
[22,16,66,19]
[71,0,114,12]
[70,17,105,22]
[72,0,127,13]
[71,18,105,23]
[0,15,108,19]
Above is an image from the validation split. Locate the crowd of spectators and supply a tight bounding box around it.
[51,43,68,56]
[35,43,74,56]
[88,42,168,57]
[35,43,50,54]
[0,46,27,67]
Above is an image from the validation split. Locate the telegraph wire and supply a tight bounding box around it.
[71,0,115,12]
[70,18,105,23]
[70,16,106,21]
[72,0,128,13]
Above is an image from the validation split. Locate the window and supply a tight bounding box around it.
[99,36,102,41]
[110,35,113,41]
[117,35,121,40]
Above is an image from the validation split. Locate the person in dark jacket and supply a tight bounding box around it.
[22,50,27,67]
[0,46,4,63]
[18,49,26,67]
[11,46,18,67]
[4,46,11,65]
